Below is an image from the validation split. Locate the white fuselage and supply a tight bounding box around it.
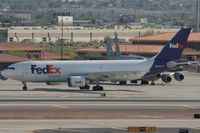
[1,59,155,83]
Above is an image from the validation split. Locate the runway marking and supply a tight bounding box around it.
[180,105,200,109]
[53,105,69,109]
[192,127,200,130]
[1,103,200,107]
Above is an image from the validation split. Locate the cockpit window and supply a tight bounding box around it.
[5,67,15,70]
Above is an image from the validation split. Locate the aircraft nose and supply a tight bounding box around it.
[1,69,14,79]
[1,70,9,78]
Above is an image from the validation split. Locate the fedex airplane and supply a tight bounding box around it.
[1,28,191,91]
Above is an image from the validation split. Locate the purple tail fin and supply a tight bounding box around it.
[155,28,191,60]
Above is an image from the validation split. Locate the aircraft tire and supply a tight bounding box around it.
[141,80,149,85]
[119,81,127,85]
[84,85,90,90]
[151,81,156,85]
[130,80,138,84]
[93,86,104,91]
[80,87,85,90]
[98,86,104,91]
[93,86,98,91]
[23,86,27,91]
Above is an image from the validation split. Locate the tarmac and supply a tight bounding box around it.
[0,72,199,133]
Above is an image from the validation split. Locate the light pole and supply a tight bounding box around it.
[60,0,64,60]
[197,0,199,32]
[61,13,64,60]
[53,11,69,60]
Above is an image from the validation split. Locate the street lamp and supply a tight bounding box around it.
[53,11,71,60]
[60,0,64,60]
[197,0,199,32]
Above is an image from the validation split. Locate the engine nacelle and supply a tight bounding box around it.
[174,73,184,81]
[161,74,172,83]
[68,76,86,87]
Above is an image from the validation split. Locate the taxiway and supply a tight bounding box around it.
[0,72,199,133]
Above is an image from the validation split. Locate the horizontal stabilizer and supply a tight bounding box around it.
[167,60,190,69]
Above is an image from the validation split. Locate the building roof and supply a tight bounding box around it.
[77,45,164,54]
[117,45,163,54]
[0,43,71,61]
[76,44,200,56]
[0,43,43,51]
[0,54,30,63]
[0,52,71,63]
[130,32,200,43]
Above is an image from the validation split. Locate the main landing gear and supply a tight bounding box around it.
[151,81,156,85]
[79,84,90,90]
[93,81,104,91]
[93,86,103,91]
[79,80,104,91]
[80,83,104,91]
[79,83,104,91]
[22,82,28,91]
[119,81,127,85]
[141,80,149,85]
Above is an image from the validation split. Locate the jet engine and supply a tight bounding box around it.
[68,76,86,87]
[174,73,184,81]
[161,74,172,83]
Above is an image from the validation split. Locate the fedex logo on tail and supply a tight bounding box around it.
[169,43,183,49]
[31,65,61,74]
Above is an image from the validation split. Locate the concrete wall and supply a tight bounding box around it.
[7,26,178,43]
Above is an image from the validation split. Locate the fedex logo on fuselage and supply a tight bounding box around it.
[169,43,183,49]
[31,65,61,74]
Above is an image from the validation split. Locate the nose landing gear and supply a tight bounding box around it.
[22,82,27,91]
